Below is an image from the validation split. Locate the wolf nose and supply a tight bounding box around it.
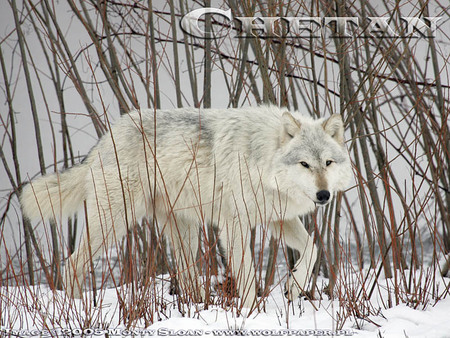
[316,190,330,204]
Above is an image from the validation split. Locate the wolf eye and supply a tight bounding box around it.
[300,161,310,168]
[326,160,333,166]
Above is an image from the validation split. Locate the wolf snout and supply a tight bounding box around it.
[316,190,330,205]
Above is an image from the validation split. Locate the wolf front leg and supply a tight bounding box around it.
[165,216,204,303]
[276,217,318,301]
[218,219,258,310]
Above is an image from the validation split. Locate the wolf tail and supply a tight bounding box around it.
[20,164,89,221]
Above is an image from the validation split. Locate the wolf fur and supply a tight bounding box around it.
[20,106,352,308]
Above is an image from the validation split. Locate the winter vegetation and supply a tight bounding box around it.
[1,0,449,336]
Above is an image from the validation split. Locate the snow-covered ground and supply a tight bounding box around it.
[2,271,449,337]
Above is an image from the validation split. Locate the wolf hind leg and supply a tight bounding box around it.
[274,217,317,300]
[63,192,142,298]
[165,215,203,303]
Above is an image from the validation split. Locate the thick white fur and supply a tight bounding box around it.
[20,106,352,308]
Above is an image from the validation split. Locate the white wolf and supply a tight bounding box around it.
[20,106,352,308]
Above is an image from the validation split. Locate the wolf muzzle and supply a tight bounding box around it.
[316,190,330,205]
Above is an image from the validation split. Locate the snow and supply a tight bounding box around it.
[367,301,450,338]
[2,273,449,337]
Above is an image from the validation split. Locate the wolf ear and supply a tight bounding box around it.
[323,114,345,144]
[282,112,301,140]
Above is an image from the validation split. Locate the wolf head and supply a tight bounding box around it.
[272,112,352,211]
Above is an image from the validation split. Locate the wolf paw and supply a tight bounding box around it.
[284,276,302,301]
[169,277,207,303]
